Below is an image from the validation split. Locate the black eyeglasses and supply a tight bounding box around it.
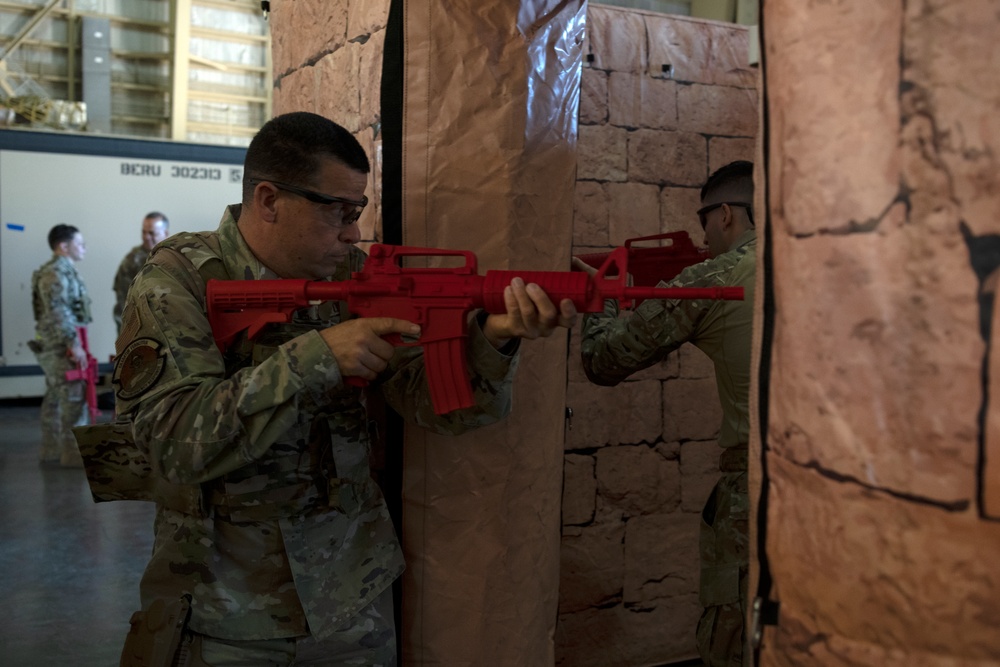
[249,178,368,225]
[697,202,754,230]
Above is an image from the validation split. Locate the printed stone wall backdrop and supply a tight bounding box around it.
[268,1,762,664]
[270,1,579,663]
[269,0,389,248]
[560,6,757,666]
[759,0,1000,664]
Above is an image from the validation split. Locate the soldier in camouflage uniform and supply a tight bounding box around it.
[112,211,169,333]
[575,161,756,667]
[31,224,92,467]
[107,112,577,666]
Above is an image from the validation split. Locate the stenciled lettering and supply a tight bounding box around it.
[120,163,162,177]
[171,165,222,180]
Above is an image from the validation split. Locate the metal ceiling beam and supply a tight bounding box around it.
[0,0,62,63]
[170,0,191,140]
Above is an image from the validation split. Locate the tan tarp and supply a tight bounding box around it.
[399,1,586,664]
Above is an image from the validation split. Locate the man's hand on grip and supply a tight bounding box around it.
[321,317,420,382]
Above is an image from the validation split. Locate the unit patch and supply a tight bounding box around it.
[116,302,141,356]
[114,338,167,400]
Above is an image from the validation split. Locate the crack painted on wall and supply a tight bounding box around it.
[794,457,969,512]
[959,221,1000,521]
[789,190,909,239]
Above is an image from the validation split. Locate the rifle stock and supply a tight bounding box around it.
[207,243,742,415]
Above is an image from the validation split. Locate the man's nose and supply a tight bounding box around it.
[339,221,362,244]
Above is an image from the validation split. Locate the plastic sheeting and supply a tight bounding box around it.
[399,1,586,664]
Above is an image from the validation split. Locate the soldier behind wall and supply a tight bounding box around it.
[575,160,757,667]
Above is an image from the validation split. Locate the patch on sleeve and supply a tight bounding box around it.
[113,338,167,400]
[116,302,142,356]
[636,297,667,322]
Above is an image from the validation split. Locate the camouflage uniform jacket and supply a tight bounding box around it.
[113,205,520,641]
[32,254,92,349]
[113,245,149,332]
[581,230,756,448]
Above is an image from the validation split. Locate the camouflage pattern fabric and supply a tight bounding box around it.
[697,469,749,667]
[73,421,204,514]
[31,254,92,464]
[580,230,756,665]
[188,586,396,666]
[109,205,519,643]
[580,230,756,449]
[113,245,149,333]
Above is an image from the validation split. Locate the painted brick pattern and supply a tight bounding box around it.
[560,6,758,666]
[270,0,388,248]
[271,3,757,664]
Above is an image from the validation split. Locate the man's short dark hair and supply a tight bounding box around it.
[144,211,169,227]
[48,224,79,250]
[701,160,754,203]
[242,112,370,203]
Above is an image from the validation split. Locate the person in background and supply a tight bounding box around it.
[113,211,169,333]
[30,224,92,468]
[106,111,577,665]
[574,160,756,667]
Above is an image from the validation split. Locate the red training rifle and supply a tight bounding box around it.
[207,243,742,416]
[575,231,709,288]
[65,326,100,423]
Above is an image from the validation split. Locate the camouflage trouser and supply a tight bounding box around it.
[35,347,88,464]
[696,461,749,667]
[188,587,396,666]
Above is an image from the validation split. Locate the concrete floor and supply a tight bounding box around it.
[0,399,153,666]
[0,397,706,667]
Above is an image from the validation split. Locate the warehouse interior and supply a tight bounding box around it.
[1,2,758,665]
[0,0,754,146]
[4,1,998,667]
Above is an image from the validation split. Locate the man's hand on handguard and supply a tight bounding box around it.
[570,256,597,278]
[320,318,420,381]
[571,256,633,286]
[482,277,578,350]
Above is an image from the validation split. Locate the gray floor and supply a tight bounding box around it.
[0,399,154,666]
[0,398,705,667]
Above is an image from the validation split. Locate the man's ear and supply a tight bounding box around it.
[253,181,280,223]
[721,203,736,231]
